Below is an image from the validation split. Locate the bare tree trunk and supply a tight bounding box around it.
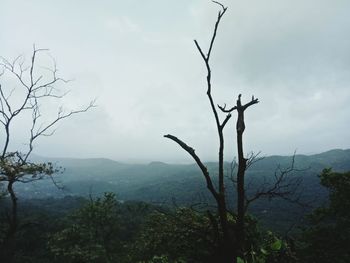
[220,94,259,259]
[236,108,247,256]
[7,180,18,241]
[1,180,17,262]
[218,119,236,262]
[2,125,10,157]
[218,195,236,263]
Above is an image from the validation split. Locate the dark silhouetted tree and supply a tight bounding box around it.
[165,2,302,262]
[164,2,237,262]
[299,169,350,263]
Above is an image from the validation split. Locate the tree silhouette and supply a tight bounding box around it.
[165,2,236,262]
[219,93,258,255]
[0,46,95,261]
[165,2,303,262]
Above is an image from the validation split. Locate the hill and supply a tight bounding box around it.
[12,149,350,232]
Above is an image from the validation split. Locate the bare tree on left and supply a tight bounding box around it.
[0,46,95,261]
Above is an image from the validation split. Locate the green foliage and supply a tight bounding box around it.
[132,208,218,263]
[17,150,350,234]
[0,152,58,180]
[0,195,157,262]
[299,169,350,263]
[132,208,295,263]
[48,193,124,263]
[243,229,297,263]
[0,193,301,263]
[319,168,350,218]
[2,163,348,263]
[141,255,186,263]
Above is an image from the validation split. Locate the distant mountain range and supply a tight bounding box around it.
[14,148,350,232]
[21,148,350,199]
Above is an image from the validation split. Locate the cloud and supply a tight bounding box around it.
[0,0,349,162]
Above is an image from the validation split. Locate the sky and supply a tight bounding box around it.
[0,0,349,163]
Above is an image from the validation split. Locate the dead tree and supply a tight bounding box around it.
[219,94,258,254]
[165,1,306,262]
[220,99,305,259]
[164,2,236,262]
[0,46,95,261]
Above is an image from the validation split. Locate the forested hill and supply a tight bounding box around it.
[10,149,350,232]
[20,148,349,200]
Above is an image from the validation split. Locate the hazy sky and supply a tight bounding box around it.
[1,0,349,162]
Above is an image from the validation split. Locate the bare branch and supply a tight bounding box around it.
[212,1,226,11]
[193,2,228,132]
[225,158,237,186]
[245,153,308,211]
[246,151,263,170]
[0,56,30,89]
[207,3,227,59]
[164,134,219,200]
[243,96,259,111]
[218,103,237,113]
[31,100,96,144]
[220,94,259,116]
[220,113,232,129]
[194,40,207,63]
[0,85,13,115]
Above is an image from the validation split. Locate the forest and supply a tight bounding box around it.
[0,163,349,262]
[1,1,350,262]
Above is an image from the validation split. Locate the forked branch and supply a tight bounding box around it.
[194,1,229,131]
[0,46,96,159]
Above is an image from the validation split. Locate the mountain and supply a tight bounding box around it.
[11,149,350,232]
[18,149,350,199]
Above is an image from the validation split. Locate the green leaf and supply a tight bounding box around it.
[237,257,245,263]
[271,239,282,251]
[260,248,268,255]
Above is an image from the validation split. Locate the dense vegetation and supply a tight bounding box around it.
[0,193,293,262]
[0,151,349,262]
[298,169,350,263]
[14,149,350,233]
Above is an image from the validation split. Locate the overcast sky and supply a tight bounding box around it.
[0,0,349,162]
